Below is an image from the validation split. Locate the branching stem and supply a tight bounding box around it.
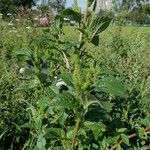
[111,127,150,150]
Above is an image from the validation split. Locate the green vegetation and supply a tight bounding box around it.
[0,0,35,15]
[0,2,150,149]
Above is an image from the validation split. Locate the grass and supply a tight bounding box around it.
[0,19,150,149]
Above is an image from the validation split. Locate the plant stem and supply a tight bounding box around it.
[72,118,81,149]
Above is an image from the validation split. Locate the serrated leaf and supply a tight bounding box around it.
[140,117,150,126]
[51,92,79,109]
[94,76,128,98]
[121,134,130,146]
[100,101,114,112]
[84,121,106,130]
[84,121,106,140]
[84,121,106,133]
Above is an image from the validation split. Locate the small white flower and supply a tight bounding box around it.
[64,17,70,21]
[19,67,26,74]
[33,17,39,21]
[54,76,58,79]
[56,79,67,88]
[7,13,12,16]
[0,13,3,16]
[16,19,20,22]
[26,26,31,30]
[70,20,76,24]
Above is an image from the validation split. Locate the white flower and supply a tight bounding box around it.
[33,17,39,21]
[64,17,70,21]
[16,19,20,22]
[7,13,12,16]
[26,26,31,30]
[0,13,3,16]
[19,67,26,74]
[70,20,76,24]
[56,79,67,88]
[54,76,58,79]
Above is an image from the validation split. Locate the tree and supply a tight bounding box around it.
[48,0,66,12]
[120,0,149,11]
[0,0,35,15]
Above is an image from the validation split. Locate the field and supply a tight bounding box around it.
[0,18,150,150]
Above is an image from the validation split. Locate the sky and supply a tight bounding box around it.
[66,0,86,10]
[36,0,86,10]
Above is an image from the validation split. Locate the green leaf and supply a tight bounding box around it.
[140,117,150,126]
[91,35,99,46]
[100,101,114,112]
[36,134,46,150]
[116,143,121,150]
[84,121,106,139]
[51,92,79,109]
[116,128,127,133]
[60,72,74,87]
[138,127,146,139]
[107,135,120,144]
[15,49,32,58]
[94,76,128,98]
[121,134,130,146]
[89,16,112,42]
[84,121,106,130]
[45,128,62,139]
[66,128,74,139]
[83,94,103,109]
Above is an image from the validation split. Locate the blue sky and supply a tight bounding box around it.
[66,0,86,10]
[36,0,86,10]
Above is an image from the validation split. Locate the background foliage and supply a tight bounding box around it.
[0,0,150,150]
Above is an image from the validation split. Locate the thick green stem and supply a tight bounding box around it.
[72,118,81,149]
